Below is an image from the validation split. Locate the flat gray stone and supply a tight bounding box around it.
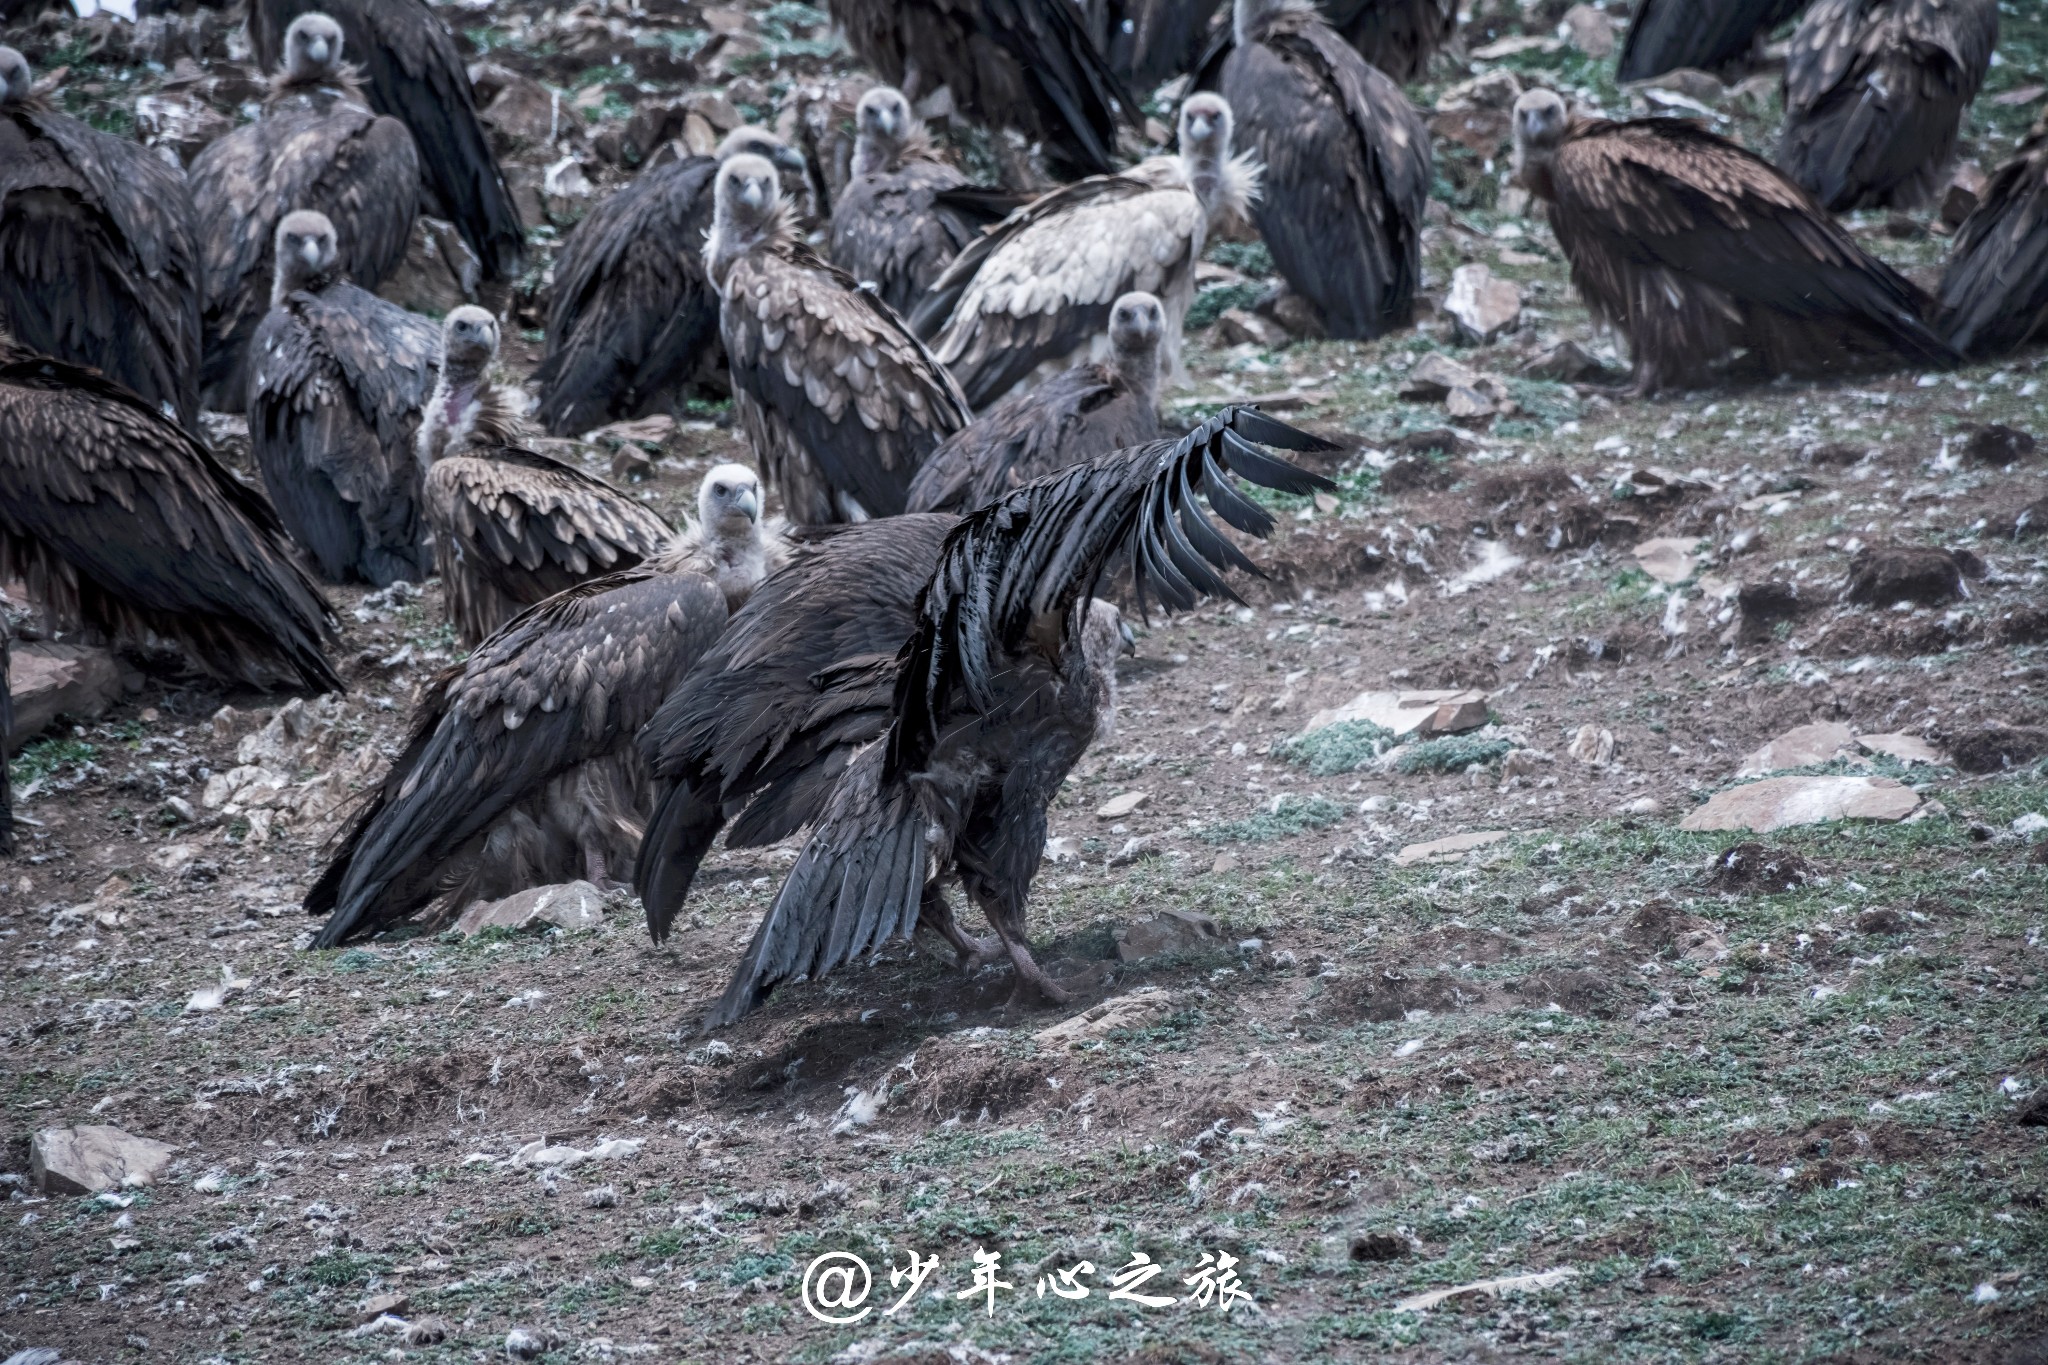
[1856,732,1949,766]
[1114,909,1221,961]
[1445,263,1522,343]
[6,642,127,749]
[31,1125,176,1195]
[1680,776,1921,833]
[454,881,606,936]
[1394,830,1511,867]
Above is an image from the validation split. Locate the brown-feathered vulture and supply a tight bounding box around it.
[634,407,1337,1028]
[1778,0,1998,213]
[1193,0,1455,88]
[0,334,342,692]
[0,47,201,431]
[417,307,675,648]
[1221,0,1429,339]
[1510,90,1955,394]
[1937,121,2048,359]
[828,87,992,318]
[248,210,437,586]
[248,0,524,279]
[915,94,1259,409]
[709,154,971,525]
[1617,0,1808,84]
[305,466,781,946]
[827,0,1138,178]
[906,291,1163,514]
[190,14,419,413]
[534,127,806,438]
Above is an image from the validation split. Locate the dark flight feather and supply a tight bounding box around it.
[1617,0,1807,84]
[1937,122,2048,359]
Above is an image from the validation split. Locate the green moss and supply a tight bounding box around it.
[8,737,96,786]
[1188,282,1265,330]
[1198,794,1346,843]
[1394,734,1513,774]
[1273,720,1396,776]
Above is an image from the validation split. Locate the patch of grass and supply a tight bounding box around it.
[1198,794,1346,843]
[1273,720,1396,776]
[301,1249,383,1288]
[1206,241,1273,276]
[1394,734,1513,774]
[332,949,382,974]
[723,1251,792,1286]
[1188,282,1265,330]
[8,737,96,786]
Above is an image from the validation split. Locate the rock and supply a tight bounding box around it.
[505,1328,549,1360]
[133,91,231,164]
[1304,689,1489,738]
[1633,68,1724,105]
[1844,545,1966,607]
[1096,790,1150,819]
[1444,385,1495,420]
[454,881,606,936]
[1737,721,1856,777]
[1500,749,1544,780]
[1399,352,1481,401]
[6,642,128,749]
[1560,3,1617,57]
[1217,307,1286,348]
[1256,283,1326,338]
[376,215,482,316]
[1521,339,1608,383]
[587,414,675,450]
[1737,579,1804,639]
[1632,536,1701,585]
[1616,796,1663,816]
[1429,103,1512,158]
[1113,909,1221,961]
[1444,263,1521,343]
[478,69,578,149]
[1567,726,1613,766]
[1939,162,1989,232]
[1211,852,1239,875]
[1393,830,1510,867]
[2018,1091,2048,1128]
[1856,733,1948,766]
[358,1291,410,1324]
[1423,695,1490,736]
[201,765,289,812]
[1035,989,1176,1046]
[1961,423,2036,465]
[186,964,253,1013]
[31,1125,177,1195]
[1437,69,1523,113]
[1938,725,2048,775]
[1679,776,1921,832]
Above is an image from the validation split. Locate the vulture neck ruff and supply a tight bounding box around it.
[706,199,802,290]
[851,121,940,179]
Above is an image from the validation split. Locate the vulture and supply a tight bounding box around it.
[828,87,997,319]
[709,154,971,525]
[1510,90,1955,394]
[1221,0,1430,340]
[533,127,806,438]
[306,466,781,946]
[1617,0,1808,84]
[1193,0,1456,89]
[0,334,341,692]
[827,0,1139,178]
[0,47,201,431]
[1938,121,2048,359]
[1,614,11,857]
[915,93,1259,409]
[634,407,1338,1029]
[191,13,420,413]
[1778,0,1998,213]
[248,210,438,586]
[906,290,1164,514]
[1086,0,1228,92]
[248,0,524,278]
[417,307,675,648]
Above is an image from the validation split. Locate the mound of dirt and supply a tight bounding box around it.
[2002,496,2048,540]
[1939,725,2048,774]
[907,1037,1051,1122]
[1737,580,1805,640]
[1706,842,1819,893]
[1844,545,1967,607]
[1379,454,1463,495]
[1961,423,2037,465]
[1505,967,1623,1019]
[1994,607,2048,646]
[1622,900,1722,957]
[1325,970,1486,1023]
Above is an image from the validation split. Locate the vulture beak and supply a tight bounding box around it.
[1118,620,1138,656]
[306,35,330,65]
[1186,113,1213,143]
[739,177,767,211]
[737,485,760,523]
[772,144,808,176]
[299,238,324,271]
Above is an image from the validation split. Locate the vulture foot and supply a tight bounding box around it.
[999,936,1074,1008]
[917,884,1005,971]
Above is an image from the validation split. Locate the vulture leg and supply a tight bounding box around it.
[583,841,611,889]
[918,880,1003,971]
[997,928,1074,1007]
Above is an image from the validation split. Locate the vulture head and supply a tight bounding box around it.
[1511,89,1570,199]
[698,462,764,541]
[439,305,500,383]
[1080,598,1137,743]
[281,13,347,83]
[272,209,340,302]
[1232,0,1307,45]
[851,86,920,177]
[715,125,807,178]
[0,46,33,107]
[1177,93,1257,224]
[1108,291,1165,403]
[705,153,789,283]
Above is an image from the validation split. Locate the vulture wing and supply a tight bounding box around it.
[905,361,1153,514]
[250,0,524,278]
[702,408,1337,1027]
[828,158,976,318]
[1938,125,2048,358]
[0,109,201,429]
[425,446,674,647]
[1321,0,1457,83]
[192,107,420,411]
[1226,13,1429,339]
[722,244,969,523]
[0,345,341,692]
[534,157,720,437]
[1618,0,1806,83]
[307,566,728,945]
[1088,0,1228,90]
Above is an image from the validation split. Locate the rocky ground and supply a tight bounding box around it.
[5,0,2048,1362]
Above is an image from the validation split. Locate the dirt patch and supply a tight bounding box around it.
[1999,496,2048,540]
[1622,900,1723,957]
[1994,607,2048,646]
[1961,423,2037,465]
[1939,725,2048,774]
[1736,579,1806,641]
[1325,970,1489,1022]
[1505,967,1625,1018]
[1705,842,1820,894]
[1398,925,1528,965]
[1379,453,1463,495]
[1844,545,1968,607]
[1516,882,1589,915]
[905,1037,1051,1122]
[1812,608,1980,658]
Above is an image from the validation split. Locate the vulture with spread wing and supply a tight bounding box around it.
[1938,121,2048,359]
[0,336,341,692]
[1222,0,1429,339]
[907,291,1163,514]
[637,408,1337,1028]
[418,307,675,648]
[191,14,419,413]
[1511,91,1954,394]
[248,0,523,278]
[828,87,1003,318]
[306,466,780,946]
[534,127,805,438]
[0,48,201,431]
[828,0,1138,178]
[710,154,971,525]
[1778,0,1998,213]
[1617,0,1807,83]
[248,210,438,586]
[916,94,1258,409]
